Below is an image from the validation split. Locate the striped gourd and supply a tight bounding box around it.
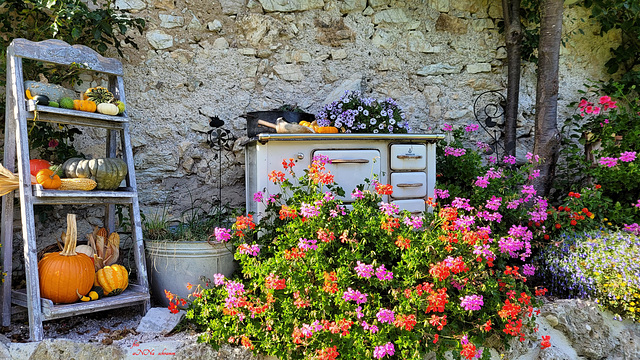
[58,178,97,191]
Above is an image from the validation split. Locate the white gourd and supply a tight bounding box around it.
[96,103,119,116]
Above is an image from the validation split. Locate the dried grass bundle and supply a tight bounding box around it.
[0,164,19,197]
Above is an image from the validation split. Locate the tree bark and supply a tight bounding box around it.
[532,0,564,196]
[502,0,522,158]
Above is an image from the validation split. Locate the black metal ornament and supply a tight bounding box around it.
[473,90,506,158]
[205,114,236,210]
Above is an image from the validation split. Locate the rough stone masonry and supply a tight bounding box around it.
[96,0,619,215]
[8,1,621,253]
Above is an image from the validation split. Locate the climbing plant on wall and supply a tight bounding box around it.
[0,0,145,162]
[583,0,640,92]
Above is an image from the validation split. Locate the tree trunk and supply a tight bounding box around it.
[532,0,564,196]
[502,0,522,158]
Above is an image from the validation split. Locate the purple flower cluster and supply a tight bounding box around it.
[213,227,232,242]
[379,202,400,216]
[444,146,466,157]
[343,288,368,304]
[434,188,450,199]
[599,157,618,167]
[503,155,517,165]
[460,294,484,311]
[300,203,320,218]
[316,90,408,134]
[354,261,374,278]
[485,196,502,211]
[451,197,474,211]
[476,210,502,223]
[373,342,395,359]
[375,264,394,281]
[213,273,225,286]
[361,321,379,333]
[600,151,636,167]
[523,264,536,276]
[238,244,261,256]
[376,308,395,324]
[465,123,479,132]
[403,215,424,229]
[498,225,533,260]
[474,176,490,188]
[298,238,318,251]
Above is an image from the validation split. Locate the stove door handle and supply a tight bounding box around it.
[396,183,424,188]
[396,154,423,159]
[329,159,370,164]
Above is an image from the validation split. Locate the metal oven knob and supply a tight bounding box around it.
[296,152,304,160]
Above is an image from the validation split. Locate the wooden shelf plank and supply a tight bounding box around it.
[27,100,128,129]
[31,185,136,205]
[9,39,124,75]
[12,284,149,321]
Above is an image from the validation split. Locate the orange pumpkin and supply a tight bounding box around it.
[38,214,95,303]
[316,126,339,133]
[36,168,61,189]
[73,99,97,112]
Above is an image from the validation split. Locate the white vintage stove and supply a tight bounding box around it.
[245,133,445,219]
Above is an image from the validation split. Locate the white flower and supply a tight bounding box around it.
[378,123,385,129]
[389,119,396,125]
[370,118,377,125]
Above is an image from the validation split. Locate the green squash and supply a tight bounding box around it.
[62,158,128,190]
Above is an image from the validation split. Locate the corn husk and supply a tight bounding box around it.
[88,226,120,270]
[0,163,19,197]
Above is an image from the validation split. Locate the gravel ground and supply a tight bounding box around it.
[1,306,199,347]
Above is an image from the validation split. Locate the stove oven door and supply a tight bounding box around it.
[313,149,381,201]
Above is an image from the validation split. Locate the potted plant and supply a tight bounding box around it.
[143,202,237,307]
[316,90,411,134]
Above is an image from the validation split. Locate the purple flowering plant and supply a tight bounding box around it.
[316,90,410,134]
[177,155,549,360]
[539,230,640,321]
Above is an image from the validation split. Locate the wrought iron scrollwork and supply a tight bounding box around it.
[203,112,236,208]
[473,90,506,157]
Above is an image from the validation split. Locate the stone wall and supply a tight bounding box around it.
[96,0,619,216]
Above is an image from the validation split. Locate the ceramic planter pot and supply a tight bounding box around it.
[145,240,236,307]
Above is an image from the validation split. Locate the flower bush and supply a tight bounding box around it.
[316,90,409,134]
[538,230,640,321]
[557,83,640,226]
[173,156,550,360]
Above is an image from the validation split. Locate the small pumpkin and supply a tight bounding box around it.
[316,126,339,133]
[61,158,128,190]
[36,168,61,189]
[96,103,119,116]
[95,264,129,296]
[38,214,95,304]
[73,99,97,112]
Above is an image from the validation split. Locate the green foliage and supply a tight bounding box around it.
[435,127,486,200]
[141,199,238,242]
[0,0,145,162]
[584,0,640,72]
[539,230,640,321]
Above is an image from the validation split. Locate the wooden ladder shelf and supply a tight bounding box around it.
[1,38,150,341]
